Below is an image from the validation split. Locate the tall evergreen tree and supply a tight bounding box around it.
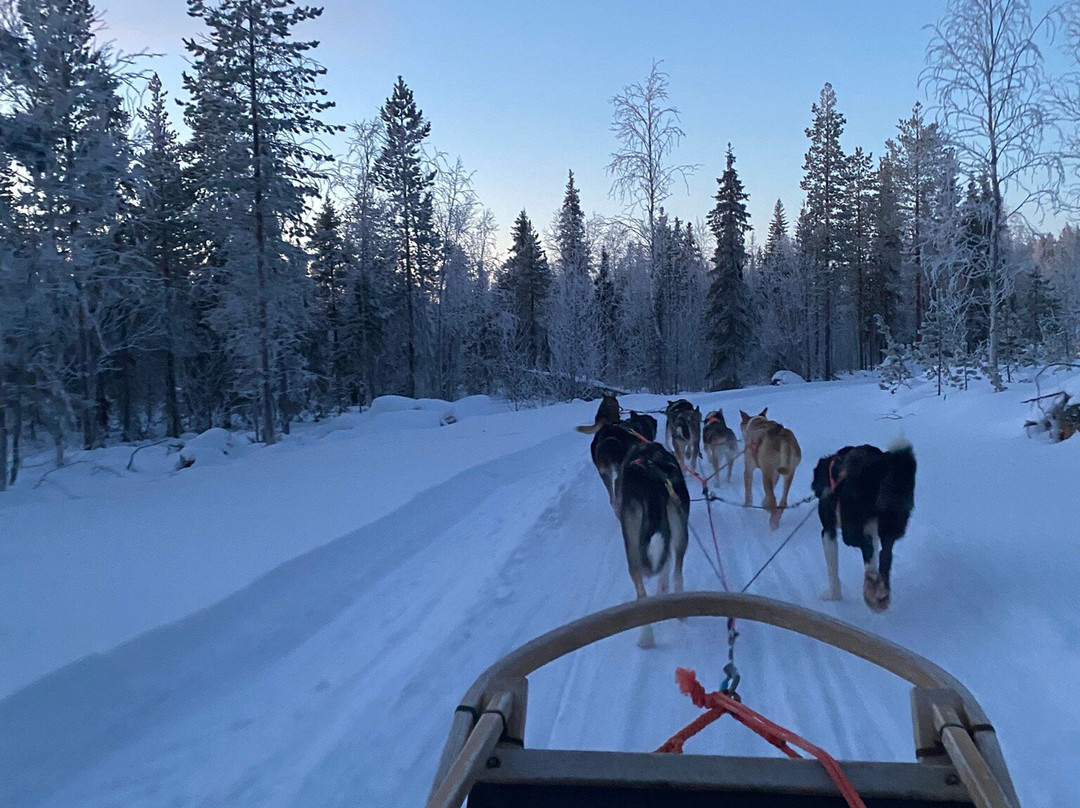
[847,146,876,368]
[373,76,439,398]
[549,170,597,394]
[764,199,790,260]
[134,73,196,438]
[800,82,849,379]
[593,247,620,380]
[706,144,752,388]
[501,210,551,368]
[0,0,143,453]
[183,0,339,442]
[868,155,903,365]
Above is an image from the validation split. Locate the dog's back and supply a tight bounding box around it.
[618,442,689,576]
[745,415,801,474]
[875,440,916,538]
[703,410,737,449]
[623,411,658,442]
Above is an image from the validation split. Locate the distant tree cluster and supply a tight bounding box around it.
[2,0,1080,485]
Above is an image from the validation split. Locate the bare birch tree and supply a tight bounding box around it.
[923,0,1060,390]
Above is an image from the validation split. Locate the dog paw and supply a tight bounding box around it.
[863,575,890,612]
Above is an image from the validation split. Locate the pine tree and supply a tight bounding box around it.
[1,0,143,453]
[308,198,352,414]
[593,248,621,380]
[500,210,552,369]
[705,144,752,388]
[549,170,597,395]
[887,103,953,339]
[847,146,876,369]
[373,77,439,398]
[183,0,339,442]
[867,155,902,366]
[764,199,790,260]
[800,82,849,379]
[134,73,196,438]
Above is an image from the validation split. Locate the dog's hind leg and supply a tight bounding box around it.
[668,499,689,621]
[858,518,889,612]
[622,502,656,648]
[743,456,755,506]
[819,500,842,600]
[762,468,780,530]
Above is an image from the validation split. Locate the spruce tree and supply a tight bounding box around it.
[549,170,596,394]
[135,73,196,438]
[1,0,141,452]
[764,200,790,260]
[373,77,439,398]
[501,210,551,368]
[705,144,752,388]
[867,155,903,366]
[800,82,849,379]
[593,248,620,380]
[847,146,876,369]
[183,0,339,443]
[308,198,351,414]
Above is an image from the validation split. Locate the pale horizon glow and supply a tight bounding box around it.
[96,0,1064,253]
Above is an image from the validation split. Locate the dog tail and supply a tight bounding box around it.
[576,422,603,434]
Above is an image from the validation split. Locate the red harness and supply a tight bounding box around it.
[827,455,843,490]
[704,415,722,427]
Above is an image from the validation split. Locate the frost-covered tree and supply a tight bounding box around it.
[800,82,850,379]
[548,171,598,396]
[183,0,339,442]
[500,210,551,369]
[373,77,439,398]
[705,144,752,388]
[925,0,1059,389]
[847,146,876,368]
[0,0,146,453]
[133,73,197,438]
[887,102,955,338]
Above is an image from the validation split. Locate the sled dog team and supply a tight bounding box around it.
[576,395,917,645]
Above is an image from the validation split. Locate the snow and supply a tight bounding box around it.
[2,376,1078,808]
[770,369,807,385]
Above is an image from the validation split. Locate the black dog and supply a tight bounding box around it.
[615,439,690,648]
[811,440,916,612]
[590,412,658,506]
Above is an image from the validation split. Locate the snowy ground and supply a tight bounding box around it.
[2,373,1078,808]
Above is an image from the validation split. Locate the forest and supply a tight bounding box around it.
[1,0,1079,484]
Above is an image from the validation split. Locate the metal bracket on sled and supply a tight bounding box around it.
[911,688,1015,808]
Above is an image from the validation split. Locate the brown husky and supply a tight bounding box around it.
[702,409,739,483]
[576,394,620,434]
[740,408,802,530]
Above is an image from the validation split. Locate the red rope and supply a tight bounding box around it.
[656,668,868,808]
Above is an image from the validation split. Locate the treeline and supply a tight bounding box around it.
[2,0,1079,485]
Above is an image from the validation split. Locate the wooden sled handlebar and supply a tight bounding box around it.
[427,591,1019,808]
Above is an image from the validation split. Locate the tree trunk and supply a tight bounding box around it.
[9,398,21,485]
[0,403,8,492]
[248,5,276,442]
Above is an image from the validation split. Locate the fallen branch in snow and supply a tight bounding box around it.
[33,460,87,490]
[127,438,184,471]
[91,464,123,478]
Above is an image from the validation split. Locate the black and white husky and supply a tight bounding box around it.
[589,412,658,507]
[811,440,916,612]
[615,440,690,647]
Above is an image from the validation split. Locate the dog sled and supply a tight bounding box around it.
[426,592,1019,808]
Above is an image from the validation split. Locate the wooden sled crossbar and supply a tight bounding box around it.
[426,592,1019,808]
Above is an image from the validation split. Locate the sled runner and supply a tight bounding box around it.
[426,592,1019,808]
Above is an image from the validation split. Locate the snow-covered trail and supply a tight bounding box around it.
[2,377,1078,807]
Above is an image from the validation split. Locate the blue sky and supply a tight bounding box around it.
[100,0,1057,250]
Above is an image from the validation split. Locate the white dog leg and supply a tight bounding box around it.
[820,531,842,601]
